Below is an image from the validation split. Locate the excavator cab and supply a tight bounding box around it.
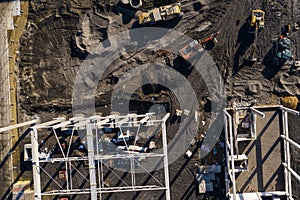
[249,10,265,34]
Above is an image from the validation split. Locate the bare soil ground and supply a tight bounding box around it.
[0,0,299,199]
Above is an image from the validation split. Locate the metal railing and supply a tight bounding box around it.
[225,105,300,200]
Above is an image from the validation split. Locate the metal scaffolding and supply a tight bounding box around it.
[29,113,171,200]
[224,105,300,200]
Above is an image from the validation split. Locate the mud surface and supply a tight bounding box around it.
[12,0,300,199]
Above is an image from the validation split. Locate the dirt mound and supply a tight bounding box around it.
[280,96,299,109]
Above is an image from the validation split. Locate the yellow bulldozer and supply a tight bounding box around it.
[249,10,265,34]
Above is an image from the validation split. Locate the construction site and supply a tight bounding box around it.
[0,0,300,200]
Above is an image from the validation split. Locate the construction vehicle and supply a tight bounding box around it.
[137,3,182,25]
[200,31,220,48]
[274,36,293,65]
[179,32,220,60]
[278,36,291,49]
[276,49,293,61]
[249,10,265,34]
[179,40,204,60]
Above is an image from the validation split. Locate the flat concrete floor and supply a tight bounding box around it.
[233,108,285,193]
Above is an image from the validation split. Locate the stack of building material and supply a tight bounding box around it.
[12,181,34,200]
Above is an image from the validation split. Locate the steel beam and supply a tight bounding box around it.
[42,186,166,195]
[224,110,237,200]
[231,191,287,199]
[282,163,300,182]
[161,113,170,200]
[97,118,110,127]
[31,128,41,200]
[39,157,88,163]
[31,118,65,129]
[87,124,97,200]
[224,111,231,196]
[139,116,150,124]
[280,106,300,115]
[281,135,300,149]
[69,116,85,122]
[117,117,129,126]
[0,119,37,133]
[74,120,90,128]
[282,110,289,197]
[250,107,265,118]
[52,121,72,130]
[283,111,293,198]
[94,153,164,160]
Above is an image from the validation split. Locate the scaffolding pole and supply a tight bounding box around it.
[224,110,236,200]
[0,118,37,133]
[224,110,230,195]
[280,106,300,116]
[283,110,292,199]
[281,135,300,149]
[282,163,300,182]
[250,107,265,118]
[31,128,41,200]
[282,110,289,198]
[87,124,97,200]
[161,113,171,200]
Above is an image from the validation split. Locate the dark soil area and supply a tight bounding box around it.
[4,0,300,199]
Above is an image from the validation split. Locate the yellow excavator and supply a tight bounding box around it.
[138,3,182,25]
[249,10,265,34]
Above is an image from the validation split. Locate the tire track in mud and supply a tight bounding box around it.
[290,0,300,58]
[230,0,276,103]
[210,0,250,98]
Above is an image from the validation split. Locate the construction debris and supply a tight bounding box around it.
[12,181,34,200]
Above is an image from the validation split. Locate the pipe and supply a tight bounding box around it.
[31,128,42,200]
[0,119,38,133]
[161,114,170,200]
[130,0,142,9]
[282,163,300,182]
[280,106,300,115]
[87,124,97,200]
[250,107,265,118]
[281,135,300,149]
